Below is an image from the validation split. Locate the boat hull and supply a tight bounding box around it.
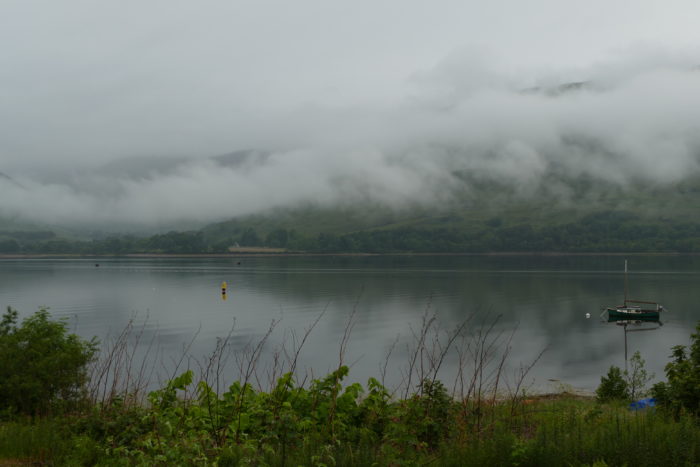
[607,314,660,324]
[606,308,660,320]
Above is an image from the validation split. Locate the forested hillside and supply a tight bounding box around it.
[3,173,700,254]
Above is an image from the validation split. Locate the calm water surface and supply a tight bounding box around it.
[1,255,698,393]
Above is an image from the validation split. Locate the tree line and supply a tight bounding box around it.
[2,213,700,254]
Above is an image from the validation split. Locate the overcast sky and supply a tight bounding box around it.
[2,1,700,227]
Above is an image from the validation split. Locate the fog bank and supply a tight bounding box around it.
[2,52,700,229]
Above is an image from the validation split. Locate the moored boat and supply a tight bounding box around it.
[605,261,666,320]
[606,303,664,320]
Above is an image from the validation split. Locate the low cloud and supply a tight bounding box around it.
[2,49,700,230]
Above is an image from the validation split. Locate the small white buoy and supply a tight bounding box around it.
[585,312,591,319]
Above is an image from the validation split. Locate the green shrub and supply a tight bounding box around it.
[0,307,98,416]
[596,352,652,403]
[596,366,629,402]
[626,351,653,400]
[651,322,700,416]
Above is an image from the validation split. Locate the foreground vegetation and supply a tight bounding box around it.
[4,388,700,466]
[2,308,700,465]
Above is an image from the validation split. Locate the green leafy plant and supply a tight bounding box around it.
[626,351,653,400]
[596,352,652,403]
[652,322,700,416]
[0,307,98,416]
[596,366,628,402]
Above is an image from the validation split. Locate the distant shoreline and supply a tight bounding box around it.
[1,251,697,259]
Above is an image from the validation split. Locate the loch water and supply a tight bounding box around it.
[1,255,698,393]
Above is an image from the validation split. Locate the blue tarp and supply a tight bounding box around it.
[629,398,656,411]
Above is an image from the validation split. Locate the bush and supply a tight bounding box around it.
[651,322,700,416]
[596,366,628,402]
[0,307,98,416]
[626,351,652,400]
[596,352,652,403]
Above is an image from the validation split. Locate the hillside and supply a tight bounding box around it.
[199,173,700,252]
[3,166,700,255]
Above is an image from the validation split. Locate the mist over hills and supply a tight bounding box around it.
[3,143,700,237]
[200,172,700,241]
[2,56,700,252]
[3,158,700,254]
[3,140,700,252]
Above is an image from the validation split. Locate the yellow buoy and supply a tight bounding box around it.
[221,281,227,294]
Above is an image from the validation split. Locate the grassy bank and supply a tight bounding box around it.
[1,386,699,466]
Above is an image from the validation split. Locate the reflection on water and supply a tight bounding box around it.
[605,314,664,370]
[0,255,698,392]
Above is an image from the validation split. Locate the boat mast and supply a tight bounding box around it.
[623,260,628,306]
[624,323,628,371]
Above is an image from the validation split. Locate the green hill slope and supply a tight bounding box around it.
[200,173,700,251]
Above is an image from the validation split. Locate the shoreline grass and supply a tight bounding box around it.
[2,387,699,466]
